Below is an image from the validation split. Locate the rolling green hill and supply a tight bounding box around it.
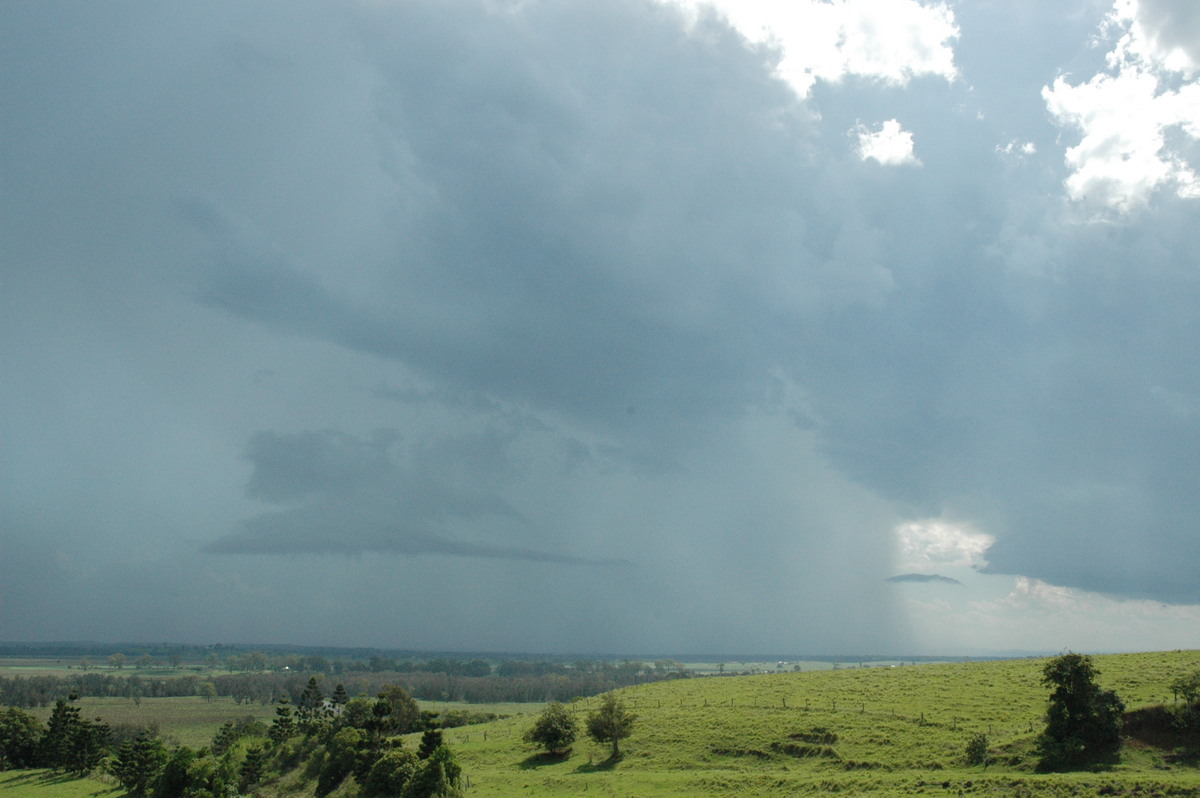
[3,651,1200,797]
[438,651,1200,796]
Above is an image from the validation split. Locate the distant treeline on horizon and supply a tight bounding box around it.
[0,641,974,664]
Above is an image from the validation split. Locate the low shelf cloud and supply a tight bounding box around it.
[887,574,963,586]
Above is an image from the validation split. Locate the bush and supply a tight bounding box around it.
[363,748,419,796]
[964,732,990,766]
[523,703,578,754]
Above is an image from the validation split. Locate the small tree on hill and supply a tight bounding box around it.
[1170,669,1200,735]
[524,702,578,755]
[586,694,636,759]
[1037,653,1124,770]
[964,732,990,767]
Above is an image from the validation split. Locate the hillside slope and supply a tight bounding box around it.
[443,651,1200,796]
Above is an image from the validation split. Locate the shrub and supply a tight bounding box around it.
[523,703,578,754]
[964,732,990,767]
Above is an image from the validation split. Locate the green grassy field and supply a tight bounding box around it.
[436,651,1200,796]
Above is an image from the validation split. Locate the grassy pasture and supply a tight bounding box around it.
[0,770,121,798]
[678,659,947,675]
[28,696,275,749]
[421,700,548,718]
[439,651,1200,796]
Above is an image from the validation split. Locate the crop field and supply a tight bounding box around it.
[437,651,1200,796]
[27,696,275,749]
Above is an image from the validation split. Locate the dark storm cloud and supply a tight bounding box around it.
[205,428,624,564]
[181,0,890,441]
[4,0,1200,653]
[797,202,1200,602]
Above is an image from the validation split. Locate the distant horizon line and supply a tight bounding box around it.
[0,639,1095,662]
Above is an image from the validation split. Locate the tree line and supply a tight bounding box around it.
[0,660,688,709]
[0,677,466,797]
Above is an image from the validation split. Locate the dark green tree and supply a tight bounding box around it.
[298,676,327,733]
[341,696,376,732]
[964,732,990,767]
[1171,669,1200,735]
[376,684,422,735]
[315,727,363,797]
[63,716,109,775]
[361,685,422,742]
[239,744,266,793]
[157,747,197,798]
[211,716,268,757]
[1173,670,1200,705]
[586,694,636,759]
[523,702,578,755]
[178,750,237,798]
[0,706,41,770]
[39,699,81,769]
[1036,653,1124,770]
[269,695,296,744]
[362,748,419,797]
[111,732,166,796]
[331,683,350,708]
[418,728,444,760]
[403,745,462,798]
[39,700,107,772]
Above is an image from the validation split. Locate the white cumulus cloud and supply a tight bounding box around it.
[896,520,993,570]
[855,118,921,165]
[665,0,958,97]
[1044,0,1200,211]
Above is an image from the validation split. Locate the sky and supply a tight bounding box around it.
[3,0,1200,657]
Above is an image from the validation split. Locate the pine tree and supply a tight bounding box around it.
[65,717,110,775]
[112,732,166,796]
[239,744,266,792]
[40,699,82,769]
[269,696,295,744]
[299,676,326,732]
[418,728,444,759]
